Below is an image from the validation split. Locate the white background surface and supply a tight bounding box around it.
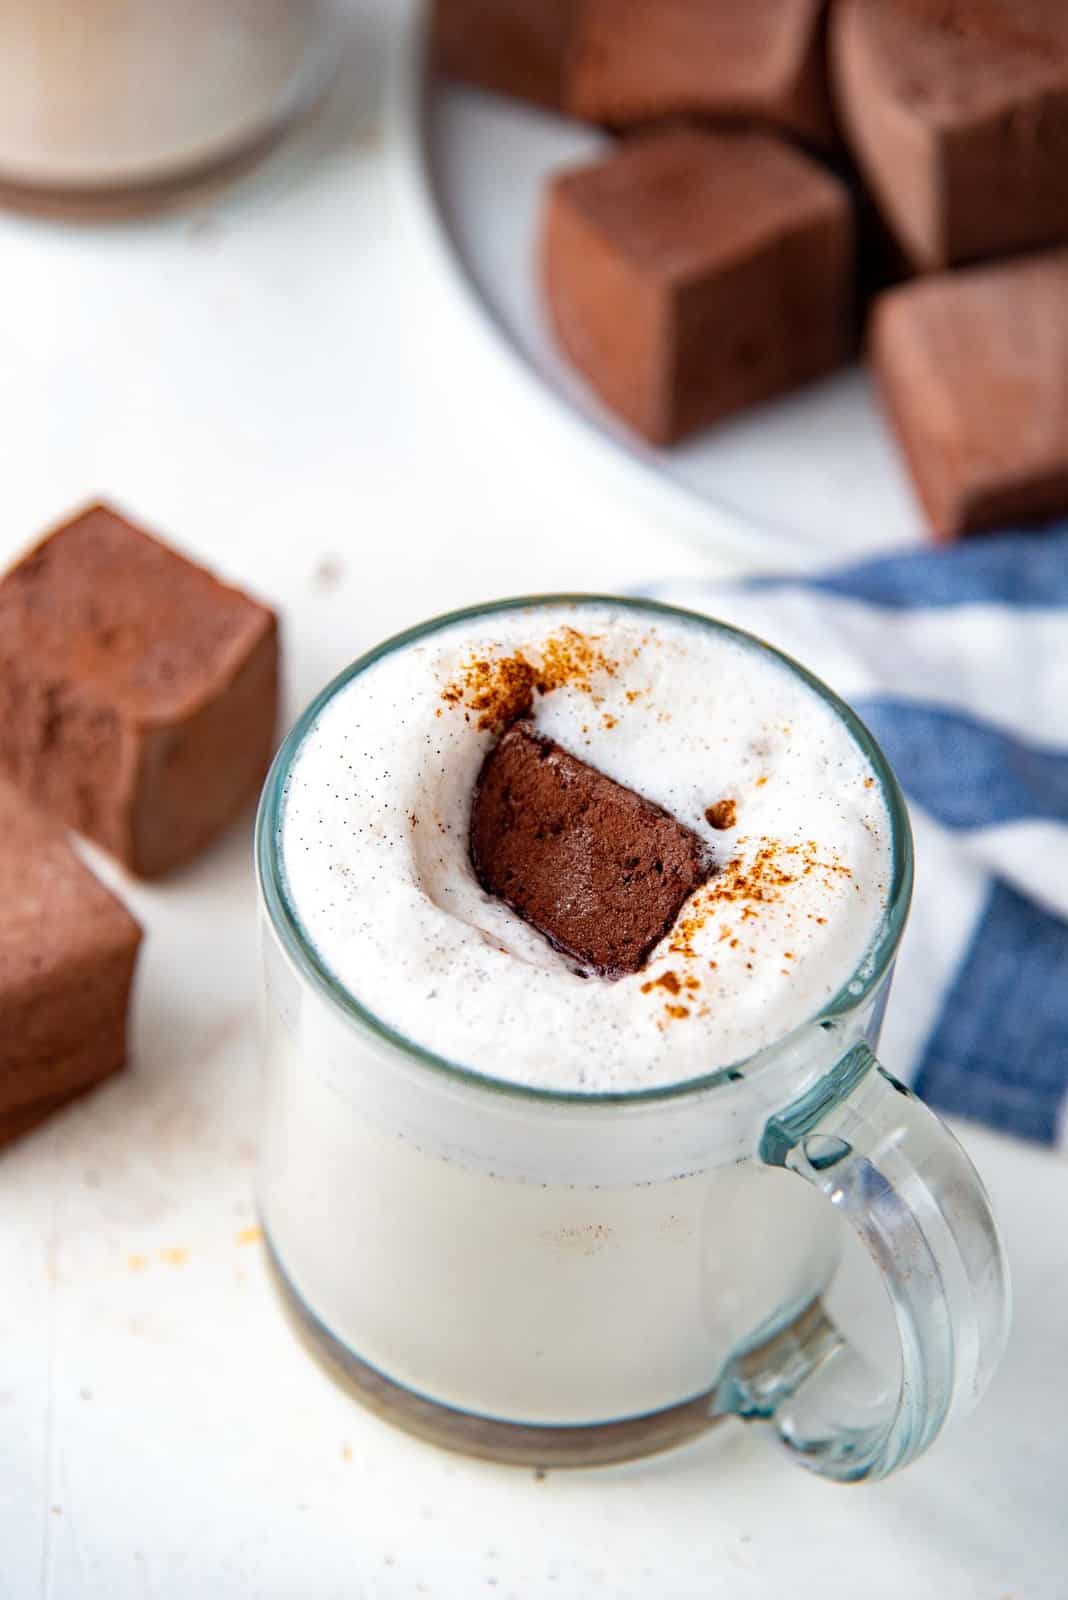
[1,4,1065,1595]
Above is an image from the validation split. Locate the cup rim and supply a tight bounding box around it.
[256,594,914,1107]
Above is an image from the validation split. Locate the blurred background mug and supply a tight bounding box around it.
[0,0,346,206]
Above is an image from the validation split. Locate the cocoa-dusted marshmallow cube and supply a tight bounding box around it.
[569,0,833,145]
[470,723,711,977]
[432,0,581,110]
[0,504,278,877]
[542,127,853,445]
[871,250,1068,539]
[0,781,141,1149]
[833,0,1068,270]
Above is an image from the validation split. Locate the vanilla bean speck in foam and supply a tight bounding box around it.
[278,603,892,1092]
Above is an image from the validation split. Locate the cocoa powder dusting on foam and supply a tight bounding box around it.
[646,838,853,1026]
[705,798,737,831]
[643,966,703,1023]
[440,652,538,732]
[667,839,852,961]
[538,627,619,697]
[642,969,682,996]
[441,627,619,733]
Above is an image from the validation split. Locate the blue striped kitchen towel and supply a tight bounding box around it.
[645,524,1068,1147]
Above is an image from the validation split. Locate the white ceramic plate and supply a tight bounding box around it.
[387,0,926,571]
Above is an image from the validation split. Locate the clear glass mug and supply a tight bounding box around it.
[0,0,346,209]
[255,596,1010,1483]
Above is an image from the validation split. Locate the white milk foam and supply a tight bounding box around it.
[279,603,892,1092]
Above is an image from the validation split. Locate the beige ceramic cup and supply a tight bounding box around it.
[0,0,345,210]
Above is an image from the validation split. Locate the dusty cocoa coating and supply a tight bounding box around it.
[542,126,853,445]
[0,780,141,1149]
[432,0,832,144]
[0,502,279,877]
[432,0,581,109]
[870,250,1068,539]
[833,0,1068,269]
[469,723,712,977]
[568,0,833,145]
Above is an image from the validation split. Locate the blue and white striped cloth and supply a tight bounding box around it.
[647,525,1068,1147]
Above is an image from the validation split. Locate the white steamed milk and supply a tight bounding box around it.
[280,602,890,1090]
[260,602,892,1425]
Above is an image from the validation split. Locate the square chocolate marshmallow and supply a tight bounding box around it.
[542,127,853,445]
[470,723,712,976]
[833,0,1068,269]
[871,250,1068,539]
[432,0,581,109]
[569,0,833,145]
[0,782,141,1149]
[0,503,279,877]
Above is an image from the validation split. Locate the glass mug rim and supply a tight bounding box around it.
[255,593,915,1109]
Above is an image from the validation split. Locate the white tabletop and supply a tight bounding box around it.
[1,7,1064,1596]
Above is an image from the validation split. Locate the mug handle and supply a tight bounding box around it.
[716,1044,1011,1482]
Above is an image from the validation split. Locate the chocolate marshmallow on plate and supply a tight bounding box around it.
[432,0,580,110]
[432,0,833,146]
[470,723,712,977]
[0,781,141,1149]
[871,250,1068,539]
[0,503,279,878]
[568,0,833,145]
[543,126,854,445]
[833,0,1068,270]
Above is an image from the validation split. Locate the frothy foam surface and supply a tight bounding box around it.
[279,603,892,1092]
